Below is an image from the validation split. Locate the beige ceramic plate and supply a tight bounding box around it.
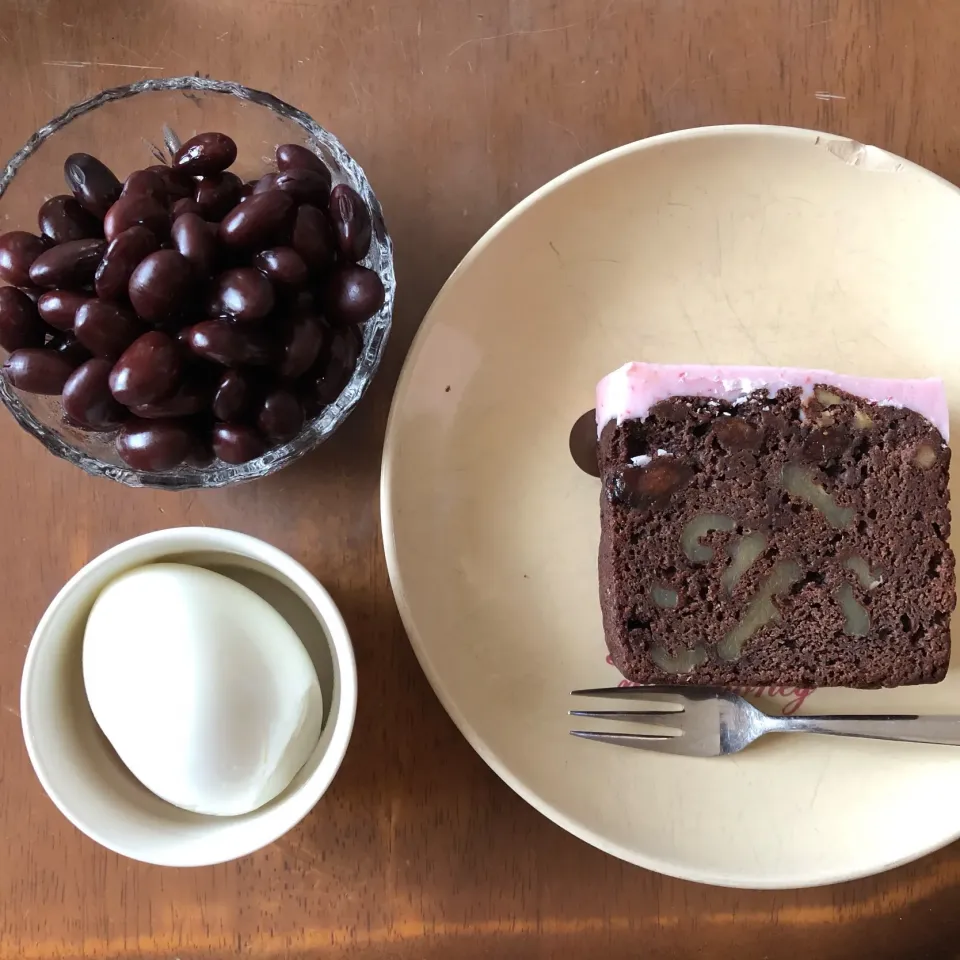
[382,126,960,888]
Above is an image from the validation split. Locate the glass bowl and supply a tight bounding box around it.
[0,76,395,489]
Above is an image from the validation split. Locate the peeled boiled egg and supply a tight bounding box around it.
[82,562,324,816]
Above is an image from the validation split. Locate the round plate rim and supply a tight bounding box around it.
[381,123,960,889]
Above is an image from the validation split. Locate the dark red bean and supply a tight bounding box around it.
[277,313,324,379]
[300,326,361,414]
[38,195,104,244]
[129,377,210,418]
[128,250,193,322]
[116,418,193,471]
[252,173,280,194]
[212,423,268,464]
[109,331,182,405]
[74,300,143,360]
[274,168,331,206]
[323,264,384,325]
[174,132,238,176]
[2,348,75,394]
[253,247,308,287]
[329,184,372,262]
[257,389,304,443]
[208,267,275,322]
[0,232,47,286]
[194,171,242,221]
[219,191,293,248]
[212,368,252,420]
[291,205,335,273]
[171,213,217,278]
[63,153,122,218]
[186,319,273,366]
[275,143,331,180]
[17,287,43,305]
[62,359,126,430]
[121,169,167,202]
[185,436,215,468]
[103,194,169,242]
[171,197,203,219]
[146,165,195,201]
[0,287,45,351]
[28,239,106,289]
[49,332,92,367]
[94,225,160,301]
[38,290,88,331]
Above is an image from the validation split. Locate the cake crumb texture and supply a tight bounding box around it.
[597,385,956,687]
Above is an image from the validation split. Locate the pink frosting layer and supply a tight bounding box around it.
[596,363,949,441]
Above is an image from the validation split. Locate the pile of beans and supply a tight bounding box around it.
[0,132,385,471]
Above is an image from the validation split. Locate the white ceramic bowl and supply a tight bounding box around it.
[20,527,357,867]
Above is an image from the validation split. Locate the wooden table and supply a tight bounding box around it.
[2,0,960,956]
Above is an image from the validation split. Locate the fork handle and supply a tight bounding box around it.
[773,714,960,746]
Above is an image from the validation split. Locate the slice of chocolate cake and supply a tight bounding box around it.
[596,363,955,687]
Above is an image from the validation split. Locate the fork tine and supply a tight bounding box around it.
[569,710,684,726]
[570,730,693,754]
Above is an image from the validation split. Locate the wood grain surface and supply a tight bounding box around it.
[2,0,960,956]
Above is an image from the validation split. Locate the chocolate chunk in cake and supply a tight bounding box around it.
[596,364,955,688]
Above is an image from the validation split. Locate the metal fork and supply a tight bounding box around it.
[570,687,960,756]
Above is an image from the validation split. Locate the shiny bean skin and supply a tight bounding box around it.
[0,231,48,286]
[171,197,203,219]
[122,169,167,201]
[74,301,143,360]
[257,389,304,443]
[62,359,127,429]
[212,368,252,420]
[130,378,211,418]
[275,143,331,180]
[94,225,160,301]
[253,247,308,287]
[0,286,45,351]
[274,168,331,206]
[252,173,280,194]
[218,191,293,248]
[290,205,335,273]
[209,268,275,323]
[38,195,104,244]
[28,239,106,289]
[2,348,76,395]
[328,184,372,262]
[128,250,193,322]
[186,320,273,367]
[103,194,169,242]
[1,140,356,468]
[116,418,193,471]
[146,165,195,201]
[63,153,122,217]
[299,326,361,414]
[277,313,324,379]
[323,264,384,325]
[171,213,217,278]
[212,423,268,464]
[195,171,242,221]
[109,331,182,406]
[49,332,92,367]
[174,132,238,176]
[37,290,88,331]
